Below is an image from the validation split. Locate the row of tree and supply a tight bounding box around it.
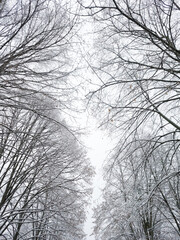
[0,105,92,239]
[82,0,180,239]
[0,0,93,239]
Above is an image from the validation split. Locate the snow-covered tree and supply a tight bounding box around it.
[94,136,180,240]
[80,0,180,239]
[0,104,93,239]
[0,1,93,239]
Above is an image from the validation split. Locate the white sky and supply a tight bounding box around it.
[64,106,113,239]
[83,129,106,240]
[80,116,114,240]
[64,8,113,239]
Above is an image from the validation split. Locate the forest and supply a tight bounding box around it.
[0,0,180,240]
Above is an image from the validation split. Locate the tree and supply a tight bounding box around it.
[83,0,180,146]
[0,1,93,239]
[0,103,93,239]
[93,135,180,240]
[80,0,180,239]
[0,0,78,115]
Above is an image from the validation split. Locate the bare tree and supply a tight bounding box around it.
[79,0,180,239]
[93,135,180,240]
[0,104,93,239]
[0,0,79,115]
[0,1,94,239]
[83,0,180,144]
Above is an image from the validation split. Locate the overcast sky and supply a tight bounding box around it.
[80,116,114,240]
